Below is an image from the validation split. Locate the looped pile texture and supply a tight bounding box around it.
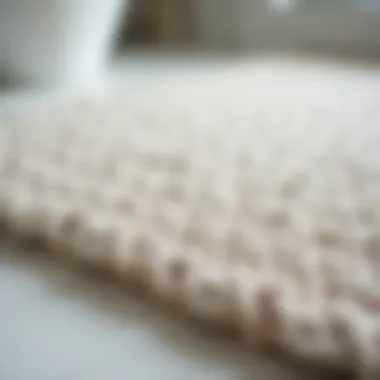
[1,59,380,378]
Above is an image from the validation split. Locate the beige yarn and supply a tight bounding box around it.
[1,59,380,378]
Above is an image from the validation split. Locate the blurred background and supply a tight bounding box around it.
[121,0,380,54]
[1,0,380,91]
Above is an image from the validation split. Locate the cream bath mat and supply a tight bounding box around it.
[1,58,380,378]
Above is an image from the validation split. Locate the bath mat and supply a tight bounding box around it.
[1,58,380,379]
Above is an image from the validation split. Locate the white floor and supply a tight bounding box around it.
[1,248,318,380]
[0,53,324,380]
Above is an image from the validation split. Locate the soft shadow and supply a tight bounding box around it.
[0,241,350,380]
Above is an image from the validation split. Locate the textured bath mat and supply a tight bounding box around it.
[1,59,380,378]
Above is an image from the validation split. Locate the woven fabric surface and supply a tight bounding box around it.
[1,59,380,379]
